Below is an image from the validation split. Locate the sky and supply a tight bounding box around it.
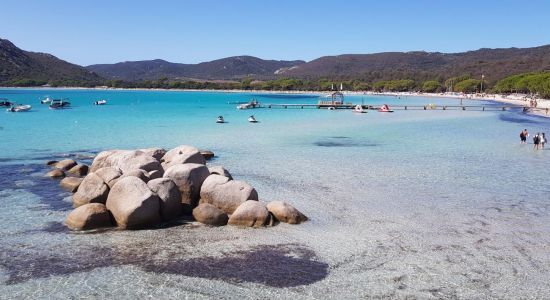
[1,0,550,66]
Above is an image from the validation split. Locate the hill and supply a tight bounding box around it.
[278,45,550,83]
[0,38,101,85]
[87,56,305,81]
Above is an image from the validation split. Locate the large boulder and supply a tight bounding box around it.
[95,166,122,188]
[119,169,150,183]
[147,178,182,221]
[65,203,113,230]
[266,201,308,224]
[46,160,58,166]
[106,176,161,229]
[148,169,164,180]
[199,175,258,214]
[228,200,272,227]
[72,173,110,207]
[90,150,161,173]
[208,166,233,180]
[67,164,89,176]
[46,169,65,178]
[60,177,83,193]
[139,147,166,161]
[55,159,77,171]
[161,145,206,170]
[192,203,228,226]
[163,163,210,212]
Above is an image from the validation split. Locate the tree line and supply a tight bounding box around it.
[2,71,549,98]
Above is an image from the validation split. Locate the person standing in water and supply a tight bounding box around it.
[541,133,546,149]
[533,133,540,150]
[520,129,529,144]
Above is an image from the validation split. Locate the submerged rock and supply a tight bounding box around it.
[67,164,89,176]
[65,203,113,230]
[161,145,206,169]
[72,173,110,207]
[228,200,272,227]
[55,159,78,171]
[106,176,161,229]
[163,163,210,212]
[147,178,182,221]
[208,165,233,180]
[192,203,228,226]
[266,201,308,224]
[199,175,258,214]
[46,169,65,178]
[60,177,83,193]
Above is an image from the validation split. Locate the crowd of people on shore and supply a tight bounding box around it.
[520,129,546,150]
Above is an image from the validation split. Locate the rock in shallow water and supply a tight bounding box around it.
[67,164,89,176]
[200,150,215,160]
[163,163,210,213]
[228,200,272,227]
[266,201,308,224]
[192,203,228,226]
[208,165,233,180]
[72,173,110,207]
[95,166,122,188]
[60,177,83,193]
[147,178,182,221]
[54,159,77,171]
[106,176,161,229]
[46,169,65,178]
[65,203,113,230]
[200,174,258,214]
[161,145,206,169]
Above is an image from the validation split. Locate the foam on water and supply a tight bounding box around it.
[1,89,550,298]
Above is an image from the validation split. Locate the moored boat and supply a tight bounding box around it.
[40,96,52,104]
[378,104,394,113]
[216,116,225,123]
[353,105,366,113]
[248,115,258,123]
[6,104,32,112]
[0,98,13,107]
[49,99,71,109]
[94,99,107,105]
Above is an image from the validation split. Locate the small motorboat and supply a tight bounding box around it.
[40,96,52,104]
[327,107,336,110]
[49,99,71,109]
[216,116,225,123]
[378,104,394,113]
[0,99,13,107]
[6,104,31,112]
[353,105,366,113]
[94,99,107,105]
[248,115,258,123]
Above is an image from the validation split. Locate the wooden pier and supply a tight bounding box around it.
[251,104,524,111]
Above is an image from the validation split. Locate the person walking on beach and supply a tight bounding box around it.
[520,129,529,144]
[533,133,540,150]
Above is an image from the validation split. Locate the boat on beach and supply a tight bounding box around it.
[94,99,107,105]
[49,99,71,109]
[6,104,32,112]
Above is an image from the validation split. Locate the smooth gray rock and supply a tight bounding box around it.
[163,163,210,213]
[228,200,272,227]
[161,145,206,170]
[199,175,258,214]
[72,173,110,207]
[94,167,122,188]
[208,166,233,180]
[266,201,308,224]
[60,177,83,193]
[147,178,182,221]
[192,203,228,226]
[65,203,113,230]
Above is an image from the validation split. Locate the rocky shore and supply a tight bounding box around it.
[45,145,307,231]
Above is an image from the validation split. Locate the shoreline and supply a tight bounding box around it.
[2,86,549,117]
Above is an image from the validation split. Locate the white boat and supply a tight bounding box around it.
[40,96,52,104]
[216,116,225,123]
[327,107,336,110]
[94,99,107,105]
[6,104,32,112]
[248,115,258,123]
[353,105,366,113]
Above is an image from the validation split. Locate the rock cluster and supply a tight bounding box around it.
[53,146,307,231]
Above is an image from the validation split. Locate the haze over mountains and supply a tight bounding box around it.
[1,37,550,85]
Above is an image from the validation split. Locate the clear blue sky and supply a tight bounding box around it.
[2,0,549,66]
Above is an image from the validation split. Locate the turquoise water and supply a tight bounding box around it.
[1,88,550,298]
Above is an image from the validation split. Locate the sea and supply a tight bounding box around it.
[0,88,549,299]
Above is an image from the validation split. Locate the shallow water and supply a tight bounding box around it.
[1,88,550,299]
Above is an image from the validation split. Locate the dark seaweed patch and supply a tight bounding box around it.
[314,141,378,147]
[499,112,550,125]
[0,244,328,287]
